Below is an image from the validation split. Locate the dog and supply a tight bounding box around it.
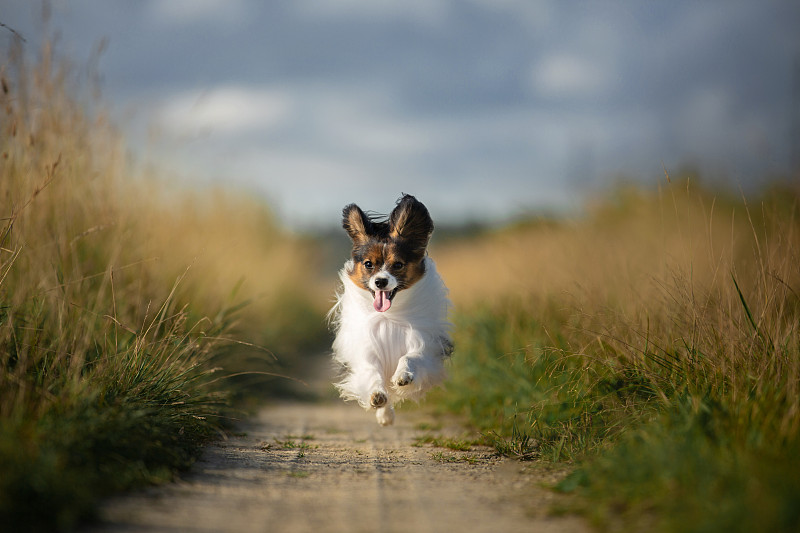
[329,194,453,426]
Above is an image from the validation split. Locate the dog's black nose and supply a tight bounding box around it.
[375,277,388,289]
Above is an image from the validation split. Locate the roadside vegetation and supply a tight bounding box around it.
[432,179,800,532]
[0,38,328,532]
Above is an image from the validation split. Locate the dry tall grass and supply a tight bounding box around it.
[433,178,800,531]
[1,36,325,531]
[436,182,790,309]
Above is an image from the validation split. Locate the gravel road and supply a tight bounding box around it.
[88,401,588,533]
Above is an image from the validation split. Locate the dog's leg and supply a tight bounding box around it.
[360,364,388,409]
[375,405,395,426]
[342,360,388,409]
[391,354,418,388]
[392,351,445,390]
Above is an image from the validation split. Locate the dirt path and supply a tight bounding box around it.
[88,401,588,533]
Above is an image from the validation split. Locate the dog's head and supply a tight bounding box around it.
[342,194,434,312]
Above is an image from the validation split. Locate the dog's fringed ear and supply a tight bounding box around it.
[389,194,433,253]
[342,203,371,243]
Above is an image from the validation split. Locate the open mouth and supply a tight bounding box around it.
[370,288,398,313]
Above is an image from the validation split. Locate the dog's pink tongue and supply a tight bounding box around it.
[373,290,392,312]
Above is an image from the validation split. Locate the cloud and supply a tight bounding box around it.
[528,53,616,100]
[293,0,449,26]
[299,87,441,157]
[155,86,292,136]
[30,1,793,228]
[146,0,247,26]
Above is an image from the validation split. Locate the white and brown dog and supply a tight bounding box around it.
[329,194,453,426]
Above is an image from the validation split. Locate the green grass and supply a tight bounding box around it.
[433,301,629,462]
[412,434,484,451]
[0,259,231,533]
[435,183,800,532]
[559,402,800,532]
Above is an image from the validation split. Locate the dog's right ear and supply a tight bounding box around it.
[342,204,371,243]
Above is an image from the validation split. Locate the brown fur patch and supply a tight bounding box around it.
[389,195,433,254]
[342,204,371,244]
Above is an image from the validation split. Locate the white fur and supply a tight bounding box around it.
[329,256,452,426]
[368,268,398,292]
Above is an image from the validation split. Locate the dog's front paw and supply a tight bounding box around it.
[370,391,388,408]
[394,371,414,387]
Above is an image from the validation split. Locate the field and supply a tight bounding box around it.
[3,37,799,533]
[431,180,800,531]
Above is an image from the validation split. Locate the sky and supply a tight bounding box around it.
[3,1,799,229]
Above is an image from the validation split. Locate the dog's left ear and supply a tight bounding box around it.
[342,203,372,244]
[389,194,433,253]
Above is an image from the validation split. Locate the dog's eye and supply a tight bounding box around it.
[363,260,374,270]
[392,261,404,270]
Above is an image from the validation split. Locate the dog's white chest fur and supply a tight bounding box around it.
[330,257,452,426]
